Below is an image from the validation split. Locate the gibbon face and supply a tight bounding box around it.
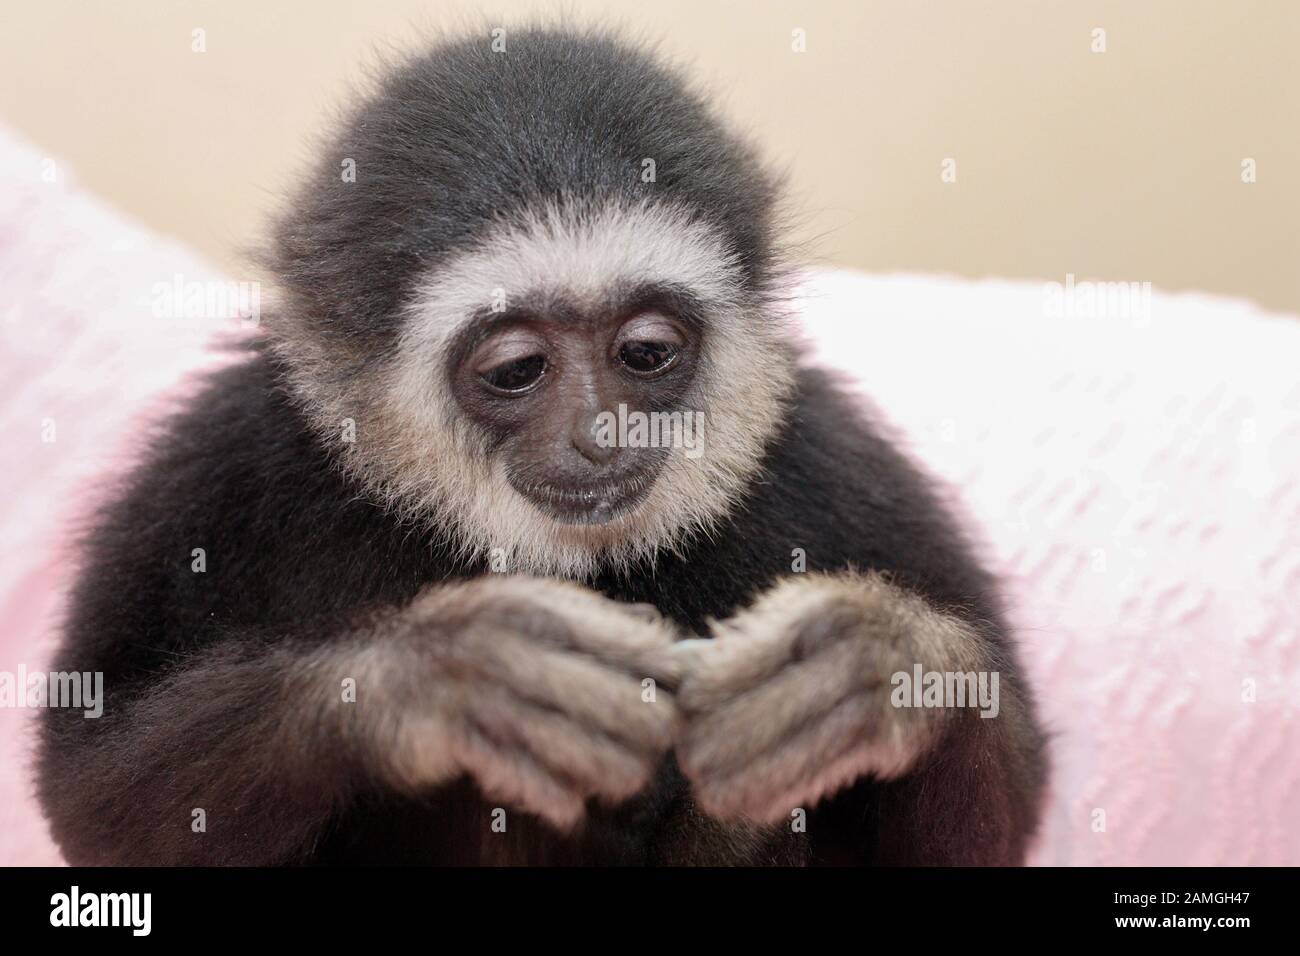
[264,31,796,577]
[447,282,699,526]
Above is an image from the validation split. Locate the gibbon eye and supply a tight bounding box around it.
[619,341,679,375]
[480,354,546,393]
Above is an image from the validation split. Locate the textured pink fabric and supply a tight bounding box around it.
[1,125,1297,865]
[0,128,243,865]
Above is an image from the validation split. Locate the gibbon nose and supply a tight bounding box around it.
[571,416,619,466]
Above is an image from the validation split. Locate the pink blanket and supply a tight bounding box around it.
[2,125,1297,865]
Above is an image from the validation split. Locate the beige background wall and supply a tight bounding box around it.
[0,0,1295,314]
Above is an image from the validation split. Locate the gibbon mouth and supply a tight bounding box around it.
[510,475,656,525]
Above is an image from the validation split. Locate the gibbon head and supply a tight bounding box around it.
[265,27,795,577]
